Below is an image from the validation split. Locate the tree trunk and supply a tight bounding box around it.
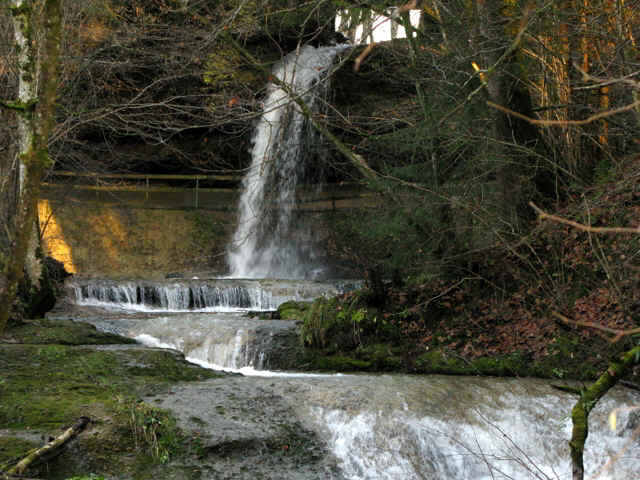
[0,0,61,334]
[7,417,90,476]
[569,345,640,480]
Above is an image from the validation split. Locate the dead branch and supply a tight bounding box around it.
[353,43,376,72]
[530,202,640,234]
[6,417,90,476]
[489,98,640,127]
[552,311,640,343]
[572,64,640,91]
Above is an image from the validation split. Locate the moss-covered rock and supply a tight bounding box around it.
[300,293,399,351]
[299,352,373,372]
[0,436,41,468]
[293,285,629,380]
[276,300,311,320]
[0,318,222,479]
[1,318,136,345]
[11,256,70,326]
[414,349,536,376]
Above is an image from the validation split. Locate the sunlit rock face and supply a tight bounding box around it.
[39,199,76,274]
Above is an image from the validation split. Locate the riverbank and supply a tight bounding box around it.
[2,318,638,480]
[285,288,639,382]
[0,318,222,479]
[289,164,640,384]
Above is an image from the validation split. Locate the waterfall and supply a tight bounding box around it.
[66,277,359,312]
[228,44,349,279]
[131,316,272,371]
[147,374,640,480]
[71,279,275,311]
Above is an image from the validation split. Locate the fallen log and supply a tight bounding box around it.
[6,417,90,476]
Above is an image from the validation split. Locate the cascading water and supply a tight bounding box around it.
[153,374,640,480]
[82,313,299,372]
[57,276,359,372]
[67,277,357,312]
[46,35,640,480]
[228,44,349,279]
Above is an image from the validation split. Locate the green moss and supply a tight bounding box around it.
[0,344,217,430]
[203,44,264,92]
[301,353,372,372]
[354,343,405,370]
[536,334,610,381]
[0,98,38,111]
[65,476,105,480]
[0,436,40,467]
[414,349,538,376]
[276,300,310,320]
[0,319,222,478]
[0,323,218,430]
[2,318,135,345]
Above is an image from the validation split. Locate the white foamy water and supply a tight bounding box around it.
[228,44,350,279]
[185,355,339,378]
[67,277,358,313]
[96,312,295,371]
[296,375,640,480]
[135,331,335,377]
[54,279,640,479]
[71,280,277,312]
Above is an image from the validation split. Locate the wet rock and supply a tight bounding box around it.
[150,377,343,480]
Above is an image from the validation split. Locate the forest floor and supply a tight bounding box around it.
[298,157,640,383]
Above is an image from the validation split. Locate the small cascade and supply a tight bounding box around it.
[63,312,300,372]
[71,280,273,311]
[294,375,640,480]
[67,278,358,312]
[228,43,350,279]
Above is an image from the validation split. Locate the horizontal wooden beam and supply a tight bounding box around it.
[50,171,240,182]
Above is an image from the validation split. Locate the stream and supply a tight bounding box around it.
[49,277,640,480]
[47,42,640,480]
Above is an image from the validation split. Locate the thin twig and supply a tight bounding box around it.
[530,202,640,234]
[489,98,640,127]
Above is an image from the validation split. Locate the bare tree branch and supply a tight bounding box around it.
[530,202,640,234]
[552,311,640,343]
[489,98,640,127]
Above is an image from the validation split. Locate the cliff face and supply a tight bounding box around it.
[46,1,338,176]
[38,183,368,278]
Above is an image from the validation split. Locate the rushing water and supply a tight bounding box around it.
[227,44,349,279]
[156,374,640,480]
[51,278,640,479]
[301,375,639,480]
[53,44,640,476]
[67,277,358,312]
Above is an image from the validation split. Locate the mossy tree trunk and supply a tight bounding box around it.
[0,0,61,334]
[569,345,640,480]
